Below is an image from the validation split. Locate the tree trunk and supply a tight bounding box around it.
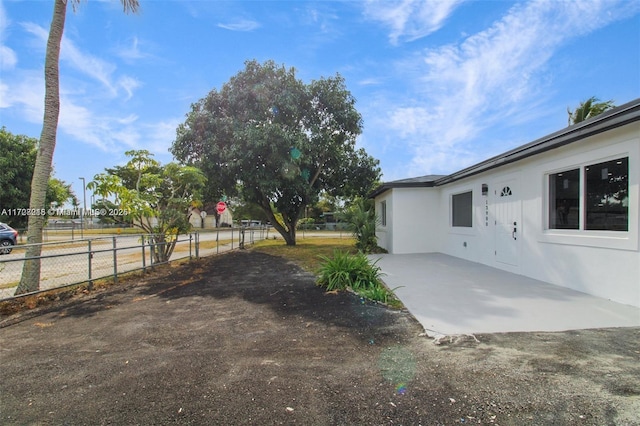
[255,197,298,246]
[151,234,165,263]
[282,218,297,246]
[15,0,67,295]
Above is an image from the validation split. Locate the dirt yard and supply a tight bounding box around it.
[1,250,638,425]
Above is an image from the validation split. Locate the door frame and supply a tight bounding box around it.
[493,174,522,267]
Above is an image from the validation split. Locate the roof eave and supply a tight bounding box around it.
[434,98,640,186]
[368,181,438,199]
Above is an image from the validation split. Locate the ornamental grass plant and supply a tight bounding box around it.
[316,250,400,306]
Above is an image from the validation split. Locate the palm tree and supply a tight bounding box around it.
[16,0,140,295]
[567,96,615,126]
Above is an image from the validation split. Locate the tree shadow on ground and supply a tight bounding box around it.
[2,250,418,344]
[132,250,416,344]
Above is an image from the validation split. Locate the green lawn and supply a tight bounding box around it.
[252,237,358,272]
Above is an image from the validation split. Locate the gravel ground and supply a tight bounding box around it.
[1,250,638,425]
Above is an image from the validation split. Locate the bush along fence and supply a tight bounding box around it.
[0,226,269,301]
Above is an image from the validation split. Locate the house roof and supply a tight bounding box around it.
[369,97,640,198]
[368,175,446,198]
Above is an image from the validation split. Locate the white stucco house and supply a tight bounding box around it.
[370,98,640,308]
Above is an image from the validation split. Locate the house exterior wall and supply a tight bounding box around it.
[375,191,393,252]
[519,125,639,306]
[376,188,442,254]
[377,122,639,307]
[188,208,234,229]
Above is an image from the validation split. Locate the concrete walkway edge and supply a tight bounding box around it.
[371,253,640,337]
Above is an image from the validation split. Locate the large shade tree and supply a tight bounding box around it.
[0,128,77,228]
[17,0,140,295]
[171,60,381,245]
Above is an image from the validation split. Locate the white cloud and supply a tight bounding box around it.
[217,19,260,32]
[115,36,149,61]
[144,118,181,158]
[58,96,111,150]
[0,44,16,69]
[0,70,43,116]
[21,21,140,99]
[2,17,147,153]
[118,75,141,101]
[377,0,639,176]
[0,0,17,70]
[358,77,382,86]
[363,0,464,44]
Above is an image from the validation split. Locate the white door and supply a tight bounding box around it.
[494,178,521,266]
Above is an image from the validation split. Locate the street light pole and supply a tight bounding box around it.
[79,177,86,239]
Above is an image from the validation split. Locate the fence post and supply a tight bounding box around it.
[141,234,146,273]
[231,227,234,250]
[87,240,93,291]
[112,236,118,284]
[149,236,154,267]
[189,233,193,259]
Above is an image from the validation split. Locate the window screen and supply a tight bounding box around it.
[452,191,472,227]
[549,168,580,229]
[585,157,628,231]
[380,201,387,227]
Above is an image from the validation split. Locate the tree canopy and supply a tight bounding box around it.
[567,96,615,126]
[0,127,76,228]
[171,60,381,245]
[88,150,206,263]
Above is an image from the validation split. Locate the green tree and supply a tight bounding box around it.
[0,127,75,228]
[0,128,39,228]
[302,192,340,223]
[87,150,206,263]
[92,198,131,225]
[172,60,381,245]
[46,177,77,210]
[567,96,615,126]
[17,0,140,295]
[342,197,380,253]
[228,198,267,225]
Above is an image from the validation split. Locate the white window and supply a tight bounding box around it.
[380,201,387,227]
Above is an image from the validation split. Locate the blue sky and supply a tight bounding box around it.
[1,0,639,201]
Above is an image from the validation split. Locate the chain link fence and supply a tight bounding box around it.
[0,226,271,301]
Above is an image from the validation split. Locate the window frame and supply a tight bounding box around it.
[584,157,629,232]
[548,168,581,230]
[546,156,629,233]
[451,190,473,228]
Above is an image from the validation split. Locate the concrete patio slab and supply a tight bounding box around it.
[371,253,640,337]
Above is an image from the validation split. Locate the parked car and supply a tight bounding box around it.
[0,222,18,255]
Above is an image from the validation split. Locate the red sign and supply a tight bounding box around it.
[216,201,227,214]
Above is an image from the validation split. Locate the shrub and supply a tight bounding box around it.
[341,197,380,254]
[316,250,399,305]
